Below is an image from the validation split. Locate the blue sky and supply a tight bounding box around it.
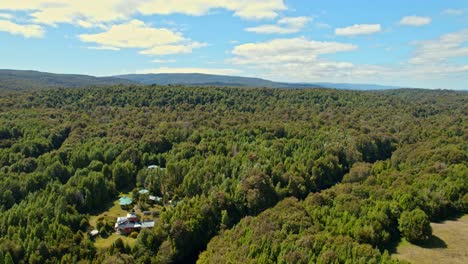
[0,0,467,89]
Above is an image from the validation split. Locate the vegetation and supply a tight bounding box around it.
[0,85,466,263]
[393,215,468,263]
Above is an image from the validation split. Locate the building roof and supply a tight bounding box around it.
[90,230,99,236]
[149,195,162,201]
[118,196,133,205]
[139,189,149,195]
[148,165,166,170]
[141,221,155,228]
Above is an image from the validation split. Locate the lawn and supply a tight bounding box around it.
[88,191,162,250]
[392,214,468,264]
[94,233,137,249]
[89,192,132,228]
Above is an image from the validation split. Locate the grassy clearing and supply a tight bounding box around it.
[88,191,163,250]
[393,215,468,264]
[94,233,137,249]
[89,192,132,228]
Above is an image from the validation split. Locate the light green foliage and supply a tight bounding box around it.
[399,209,432,243]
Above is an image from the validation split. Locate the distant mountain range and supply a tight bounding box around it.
[0,69,135,91]
[0,69,405,91]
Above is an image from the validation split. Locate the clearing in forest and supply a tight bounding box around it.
[393,215,468,264]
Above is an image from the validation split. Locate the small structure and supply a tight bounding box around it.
[114,213,155,235]
[89,230,99,237]
[139,189,149,195]
[168,199,181,207]
[149,195,163,204]
[118,196,133,210]
[115,213,140,235]
[148,165,166,170]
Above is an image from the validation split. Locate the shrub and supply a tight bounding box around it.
[398,209,432,243]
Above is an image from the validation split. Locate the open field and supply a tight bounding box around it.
[393,215,468,264]
[89,192,131,228]
[94,234,137,249]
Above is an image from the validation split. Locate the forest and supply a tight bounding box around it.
[0,85,466,263]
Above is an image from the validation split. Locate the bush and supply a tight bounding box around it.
[343,162,372,183]
[129,232,139,239]
[398,209,432,243]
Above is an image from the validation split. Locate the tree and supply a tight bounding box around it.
[4,252,13,264]
[113,162,135,191]
[2,190,15,209]
[398,209,432,243]
[45,161,70,183]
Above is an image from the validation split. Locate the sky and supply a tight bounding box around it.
[0,0,467,90]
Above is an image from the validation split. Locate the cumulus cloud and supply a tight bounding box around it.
[79,20,205,56]
[227,34,468,85]
[135,67,241,75]
[246,16,311,34]
[409,29,468,65]
[399,16,431,26]
[335,24,381,36]
[138,0,287,19]
[226,37,379,81]
[0,19,44,38]
[0,0,287,29]
[231,37,357,64]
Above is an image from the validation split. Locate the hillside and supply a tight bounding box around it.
[0,69,136,91]
[114,73,405,90]
[0,69,407,91]
[113,73,319,89]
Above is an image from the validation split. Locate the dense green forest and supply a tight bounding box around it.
[0,85,466,263]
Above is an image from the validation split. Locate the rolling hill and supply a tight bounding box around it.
[0,69,136,91]
[113,73,318,89]
[0,69,406,91]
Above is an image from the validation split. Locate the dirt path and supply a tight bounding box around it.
[393,215,468,264]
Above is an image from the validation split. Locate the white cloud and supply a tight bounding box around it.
[409,29,468,65]
[231,37,357,64]
[152,59,176,63]
[278,16,310,28]
[399,16,431,26]
[139,42,207,56]
[335,24,381,36]
[443,9,465,16]
[79,19,205,56]
[246,16,310,34]
[0,0,287,28]
[227,34,468,86]
[0,13,13,20]
[0,19,44,38]
[227,37,375,81]
[86,46,120,51]
[138,0,287,19]
[135,67,242,75]
[79,20,183,49]
[246,25,298,34]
